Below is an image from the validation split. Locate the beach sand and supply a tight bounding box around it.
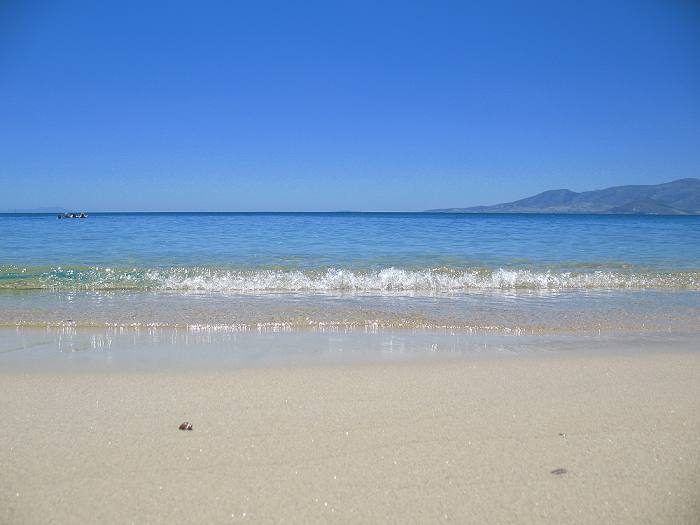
[1,351,698,524]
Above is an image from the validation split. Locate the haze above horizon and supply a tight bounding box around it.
[1,1,699,211]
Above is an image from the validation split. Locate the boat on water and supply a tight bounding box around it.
[58,212,88,219]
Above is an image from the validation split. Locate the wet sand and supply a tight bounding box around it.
[1,351,698,524]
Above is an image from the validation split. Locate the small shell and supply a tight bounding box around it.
[179,422,193,431]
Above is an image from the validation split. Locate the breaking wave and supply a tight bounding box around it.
[1,265,700,292]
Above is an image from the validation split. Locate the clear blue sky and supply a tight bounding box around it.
[1,1,699,211]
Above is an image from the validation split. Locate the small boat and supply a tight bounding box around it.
[58,212,88,219]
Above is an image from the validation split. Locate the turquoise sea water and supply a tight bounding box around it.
[2,212,700,288]
[1,213,699,336]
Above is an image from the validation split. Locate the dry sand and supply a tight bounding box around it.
[1,351,698,524]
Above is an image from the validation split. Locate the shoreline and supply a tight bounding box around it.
[2,324,699,372]
[2,350,699,523]
[2,287,699,338]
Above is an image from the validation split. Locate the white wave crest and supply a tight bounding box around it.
[144,267,700,292]
[4,265,698,292]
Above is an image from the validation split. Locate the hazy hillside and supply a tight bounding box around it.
[427,178,700,215]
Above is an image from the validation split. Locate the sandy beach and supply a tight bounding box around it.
[1,350,698,524]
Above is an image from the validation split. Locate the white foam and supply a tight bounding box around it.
[144,267,700,292]
[3,265,698,292]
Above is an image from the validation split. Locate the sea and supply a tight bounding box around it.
[1,212,699,368]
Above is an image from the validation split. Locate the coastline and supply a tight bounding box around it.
[2,349,698,524]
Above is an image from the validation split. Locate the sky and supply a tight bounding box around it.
[1,1,699,211]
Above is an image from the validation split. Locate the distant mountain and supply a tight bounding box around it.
[427,178,700,215]
[0,207,66,214]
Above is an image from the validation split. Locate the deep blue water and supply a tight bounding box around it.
[2,212,700,267]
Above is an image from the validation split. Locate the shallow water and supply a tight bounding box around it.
[1,326,697,372]
[1,212,698,365]
[1,288,698,334]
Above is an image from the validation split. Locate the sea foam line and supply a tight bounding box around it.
[1,266,699,291]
